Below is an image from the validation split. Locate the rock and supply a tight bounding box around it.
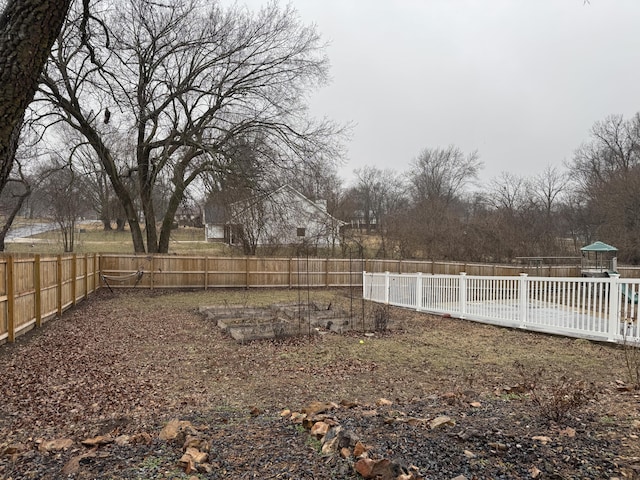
[159,420,193,441]
[530,466,542,478]
[185,447,208,464]
[340,447,351,458]
[249,406,261,416]
[451,476,467,480]
[470,401,482,408]
[303,401,336,416]
[311,421,330,438]
[376,398,393,406]
[532,435,552,445]
[178,453,197,474]
[183,434,209,451]
[337,429,360,448]
[130,432,153,445]
[463,449,476,458]
[340,399,359,408]
[355,458,392,479]
[114,435,131,446]
[430,415,455,429]
[290,412,306,423]
[488,442,508,451]
[321,436,339,455]
[280,409,291,417]
[560,427,576,437]
[361,409,378,417]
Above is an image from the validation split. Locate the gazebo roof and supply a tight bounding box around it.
[580,241,618,253]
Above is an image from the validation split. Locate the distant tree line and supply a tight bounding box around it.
[335,113,640,264]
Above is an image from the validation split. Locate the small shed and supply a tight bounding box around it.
[580,241,618,277]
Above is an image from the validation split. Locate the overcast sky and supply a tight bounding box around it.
[232,1,640,186]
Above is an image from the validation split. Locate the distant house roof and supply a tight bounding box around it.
[580,241,618,253]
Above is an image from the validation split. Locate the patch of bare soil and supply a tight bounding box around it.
[0,288,639,479]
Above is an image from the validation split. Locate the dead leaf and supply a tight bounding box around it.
[39,438,74,452]
[560,427,576,438]
[61,447,97,475]
[430,415,455,429]
[530,466,542,478]
[81,434,113,447]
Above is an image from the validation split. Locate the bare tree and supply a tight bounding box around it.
[37,0,343,253]
[408,145,482,205]
[570,113,640,262]
[531,165,567,215]
[487,172,528,212]
[37,156,91,252]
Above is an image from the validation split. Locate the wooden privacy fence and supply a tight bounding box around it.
[98,254,640,289]
[5,252,640,345]
[0,254,99,344]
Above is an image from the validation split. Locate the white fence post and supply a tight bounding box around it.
[519,273,528,327]
[384,271,390,304]
[362,270,367,299]
[459,272,467,319]
[608,274,620,342]
[416,272,423,311]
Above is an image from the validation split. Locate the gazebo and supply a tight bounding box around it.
[580,241,618,277]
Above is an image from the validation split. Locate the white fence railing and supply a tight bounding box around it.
[363,271,640,344]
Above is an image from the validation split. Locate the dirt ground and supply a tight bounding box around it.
[1,287,640,479]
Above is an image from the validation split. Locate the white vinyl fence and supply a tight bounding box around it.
[363,271,640,344]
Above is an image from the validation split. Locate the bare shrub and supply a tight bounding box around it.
[373,304,390,332]
[515,362,596,423]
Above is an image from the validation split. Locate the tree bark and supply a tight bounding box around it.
[0,0,71,184]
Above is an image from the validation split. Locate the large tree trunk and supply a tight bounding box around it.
[0,0,71,186]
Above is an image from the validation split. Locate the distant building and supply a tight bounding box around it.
[203,185,344,248]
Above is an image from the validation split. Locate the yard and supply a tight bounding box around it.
[1,287,639,479]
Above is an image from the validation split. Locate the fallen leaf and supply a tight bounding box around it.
[61,447,97,475]
[81,435,113,447]
[39,438,74,452]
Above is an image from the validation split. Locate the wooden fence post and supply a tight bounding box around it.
[204,256,209,290]
[288,258,293,289]
[84,254,89,299]
[150,256,155,290]
[325,258,330,287]
[95,254,100,292]
[246,257,250,289]
[71,254,77,306]
[57,255,62,317]
[7,256,14,342]
[35,254,41,328]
